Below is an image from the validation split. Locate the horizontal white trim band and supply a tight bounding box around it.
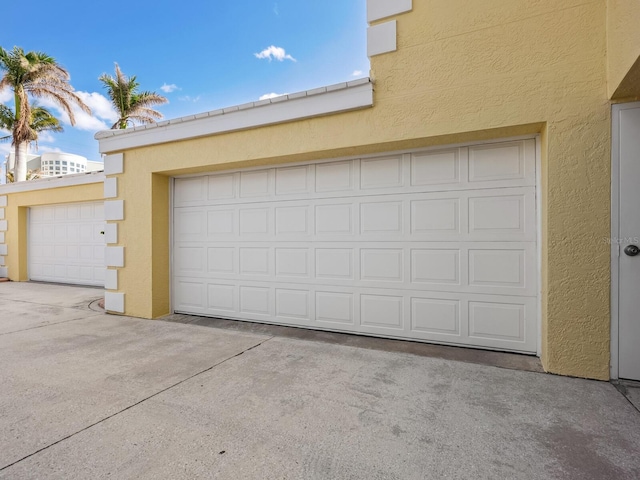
[0,172,104,194]
[96,80,373,153]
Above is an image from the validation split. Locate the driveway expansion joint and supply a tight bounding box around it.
[612,381,640,413]
[0,335,273,472]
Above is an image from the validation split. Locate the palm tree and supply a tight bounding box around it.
[0,46,90,182]
[1,103,64,181]
[99,63,167,129]
[5,169,41,183]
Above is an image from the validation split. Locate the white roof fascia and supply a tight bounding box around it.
[0,171,105,194]
[95,79,373,153]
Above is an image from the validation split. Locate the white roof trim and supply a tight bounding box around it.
[0,171,104,194]
[95,78,373,153]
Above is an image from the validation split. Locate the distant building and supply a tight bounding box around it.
[1,152,103,184]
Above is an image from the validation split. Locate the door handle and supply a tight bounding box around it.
[624,245,640,257]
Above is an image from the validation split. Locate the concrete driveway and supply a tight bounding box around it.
[1,283,639,479]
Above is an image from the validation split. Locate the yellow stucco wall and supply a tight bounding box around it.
[105,0,615,379]
[1,181,103,281]
[607,0,640,99]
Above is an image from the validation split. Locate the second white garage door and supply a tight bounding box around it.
[173,139,538,353]
[29,202,105,286]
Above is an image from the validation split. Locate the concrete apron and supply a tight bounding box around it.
[0,282,639,480]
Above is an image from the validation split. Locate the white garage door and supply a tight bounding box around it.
[29,202,105,286]
[173,139,538,353]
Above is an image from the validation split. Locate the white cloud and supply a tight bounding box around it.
[76,91,119,123]
[352,70,363,77]
[254,45,296,62]
[38,132,56,143]
[1,89,118,132]
[179,95,201,103]
[40,91,118,132]
[259,92,287,101]
[273,3,279,15]
[36,145,63,154]
[0,89,12,104]
[160,83,179,93]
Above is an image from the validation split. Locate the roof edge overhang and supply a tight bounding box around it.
[0,171,104,194]
[95,78,373,154]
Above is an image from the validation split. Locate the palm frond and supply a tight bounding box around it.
[0,46,91,136]
[99,63,167,129]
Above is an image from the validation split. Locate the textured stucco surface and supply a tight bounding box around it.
[607,0,640,99]
[1,182,103,281]
[106,1,613,379]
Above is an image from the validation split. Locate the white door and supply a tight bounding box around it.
[616,103,640,381]
[173,139,538,353]
[29,202,105,287]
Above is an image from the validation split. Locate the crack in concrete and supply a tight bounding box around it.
[0,297,103,311]
[0,336,273,472]
[0,313,104,337]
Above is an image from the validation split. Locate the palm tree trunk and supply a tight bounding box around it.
[14,142,28,182]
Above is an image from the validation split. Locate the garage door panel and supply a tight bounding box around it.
[240,170,271,198]
[275,288,311,320]
[175,280,206,311]
[239,208,271,235]
[469,301,527,342]
[469,142,528,182]
[29,202,105,286]
[239,247,271,276]
[174,209,207,239]
[411,249,461,285]
[174,241,535,296]
[360,155,405,190]
[315,203,356,236]
[175,246,206,274]
[316,291,355,325]
[176,189,534,243]
[411,149,460,186]
[239,286,271,316]
[66,245,79,259]
[175,176,208,203]
[40,225,54,241]
[173,140,538,353]
[275,248,310,278]
[411,297,460,335]
[54,206,67,220]
[360,201,403,235]
[316,249,354,280]
[67,205,80,219]
[208,209,236,236]
[208,247,236,274]
[360,294,404,329]
[276,206,310,235]
[360,249,404,283]
[315,161,354,192]
[173,140,536,209]
[93,266,105,282]
[468,248,528,289]
[276,165,312,195]
[208,283,236,312]
[469,193,527,235]
[173,279,537,352]
[208,174,235,200]
[93,245,105,261]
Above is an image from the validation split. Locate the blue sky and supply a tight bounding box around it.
[0,0,369,161]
